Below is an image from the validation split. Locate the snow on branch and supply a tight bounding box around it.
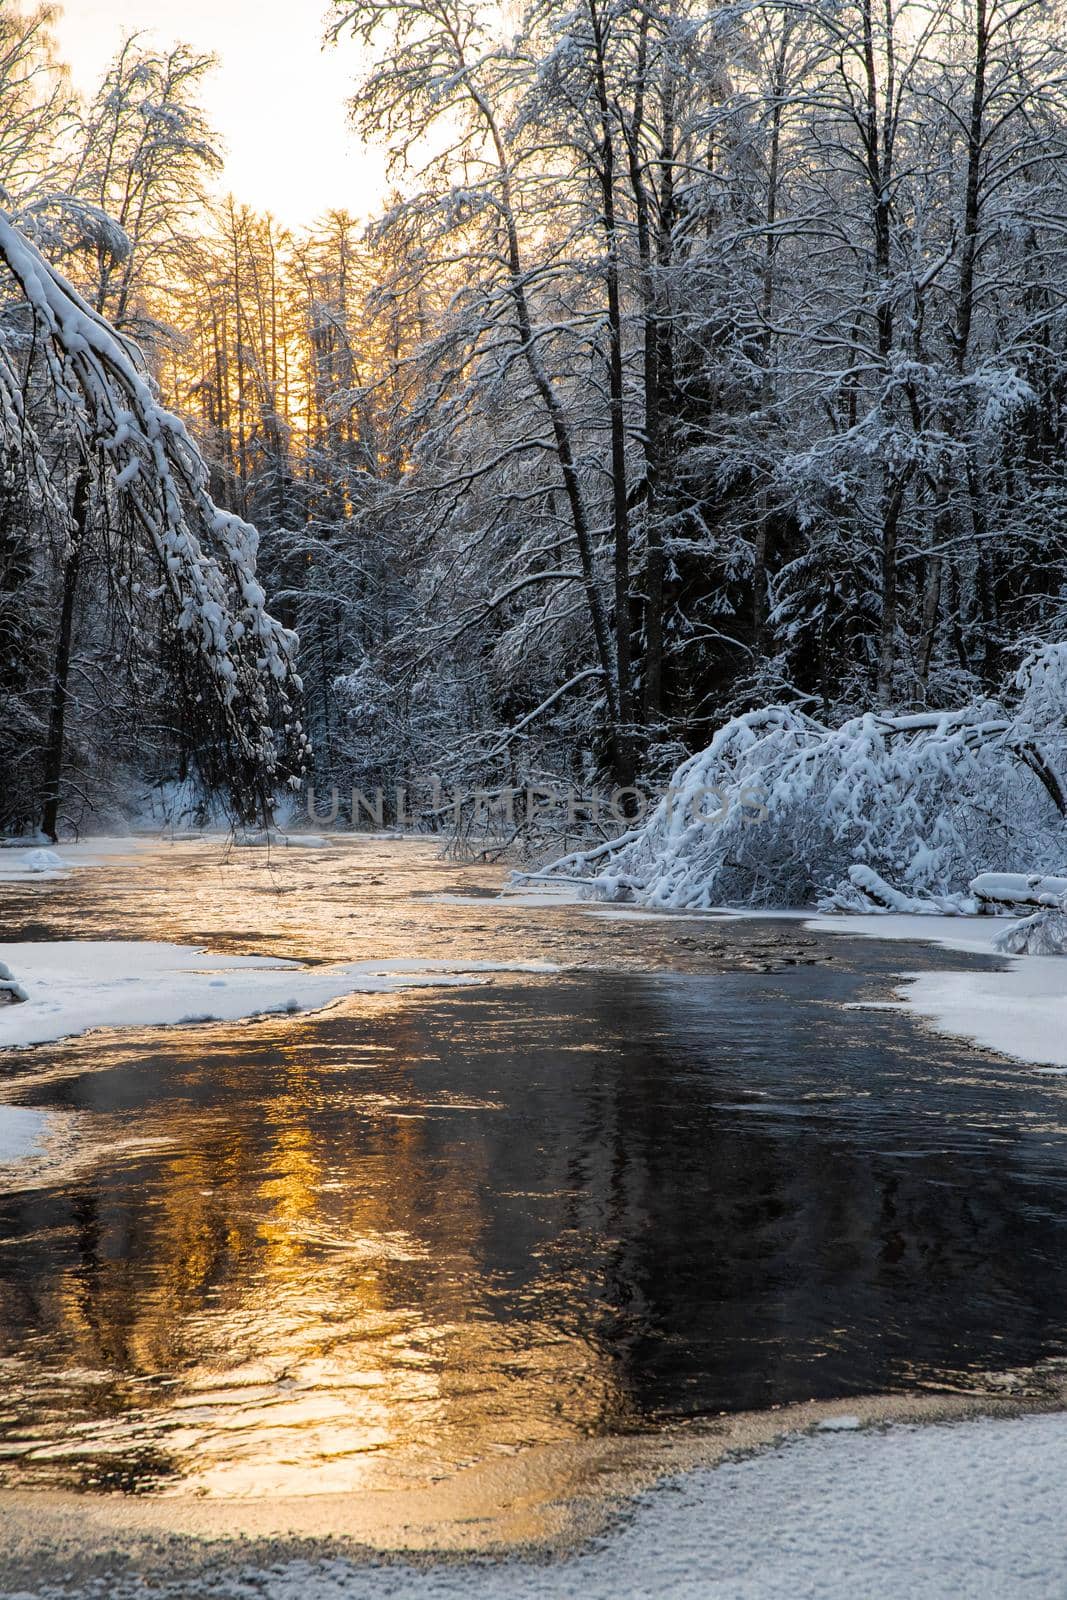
[0,211,307,798]
[536,654,1067,911]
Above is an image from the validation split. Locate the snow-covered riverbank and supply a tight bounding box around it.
[4,1410,1066,1599]
[800,912,1067,1071]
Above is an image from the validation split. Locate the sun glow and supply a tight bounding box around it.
[54,0,385,228]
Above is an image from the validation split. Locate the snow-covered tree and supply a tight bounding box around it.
[0,215,306,835]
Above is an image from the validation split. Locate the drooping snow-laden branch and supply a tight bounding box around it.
[0,211,308,802]
[533,672,1067,911]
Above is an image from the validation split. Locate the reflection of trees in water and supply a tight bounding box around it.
[1,970,1066,1493]
[0,991,629,1492]
[563,980,1065,1414]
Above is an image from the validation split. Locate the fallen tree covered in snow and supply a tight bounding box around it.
[971,873,1067,910]
[970,873,1067,954]
[533,646,1067,912]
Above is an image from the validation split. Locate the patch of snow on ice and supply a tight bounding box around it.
[802,912,1067,1068]
[0,1104,48,1164]
[0,836,160,883]
[901,960,1067,1069]
[0,847,68,881]
[0,942,562,1050]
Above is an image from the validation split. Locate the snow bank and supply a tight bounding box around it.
[803,911,1009,956]
[10,1412,1067,1598]
[0,942,559,1050]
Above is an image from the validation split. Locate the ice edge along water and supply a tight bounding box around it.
[799,910,1067,1071]
[0,941,561,1052]
[497,883,1067,1071]
[6,1410,1067,1600]
[0,935,559,1167]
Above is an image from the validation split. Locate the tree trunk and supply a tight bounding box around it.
[589,0,635,787]
[876,480,906,707]
[753,23,790,659]
[40,467,90,842]
[917,553,942,690]
[457,56,622,755]
[643,80,675,728]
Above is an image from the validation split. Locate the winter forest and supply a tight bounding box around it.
[10,5,1067,1590]
[4,0,1067,910]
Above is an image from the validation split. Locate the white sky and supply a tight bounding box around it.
[54,0,384,230]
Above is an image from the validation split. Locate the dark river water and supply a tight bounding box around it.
[0,838,1064,1500]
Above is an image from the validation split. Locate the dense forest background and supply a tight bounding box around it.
[3,0,1067,841]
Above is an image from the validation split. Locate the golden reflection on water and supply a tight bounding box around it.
[2,838,1063,1507]
[9,1036,626,1498]
[0,836,647,1500]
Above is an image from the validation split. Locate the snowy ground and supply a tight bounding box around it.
[2,1411,1066,1599]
